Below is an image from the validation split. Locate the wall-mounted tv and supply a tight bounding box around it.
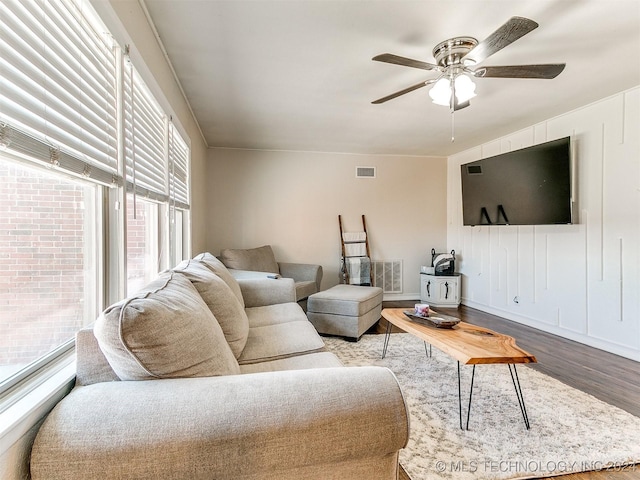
[460,137,573,226]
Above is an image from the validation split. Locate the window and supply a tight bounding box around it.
[124,66,167,202]
[171,208,187,267]
[168,122,190,266]
[0,0,191,398]
[126,194,159,295]
[0,157,99,384]
[0,0,119,178]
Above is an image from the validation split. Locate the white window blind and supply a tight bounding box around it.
[0,0,118,182]
[124,64,168,201]
[168,122,189,209]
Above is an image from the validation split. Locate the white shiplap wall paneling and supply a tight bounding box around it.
[448,87,640,361]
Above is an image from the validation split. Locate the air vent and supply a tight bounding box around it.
[467,164,483,175]
[372,260,402,294]
[356,166,376,178]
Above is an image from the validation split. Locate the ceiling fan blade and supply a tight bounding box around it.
[372,53,440,71]
[372,80,434,104]
[474,64,566,79]
[462,17,538,65]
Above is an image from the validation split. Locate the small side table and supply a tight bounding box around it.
[420,273,461,307]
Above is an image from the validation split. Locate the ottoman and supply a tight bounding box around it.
[307,285,383,340]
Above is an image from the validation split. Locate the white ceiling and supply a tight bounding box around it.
[142,0,640,156]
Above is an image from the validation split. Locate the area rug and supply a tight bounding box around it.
[323,333,640,480]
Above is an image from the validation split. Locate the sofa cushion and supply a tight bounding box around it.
[239,352,343,374]
[94,271,240,380]
[245,302,308,328]
[75,328,119,386]
[193,252,245,308]
[220,245,280,274]
[235,277,296,308]
[173,260,249,358]
[237,321,326,365]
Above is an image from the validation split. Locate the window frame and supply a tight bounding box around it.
[0,150,104,410]
[0,0,192,403]
[0,339,74,412]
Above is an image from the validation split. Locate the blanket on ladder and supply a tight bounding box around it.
[344,257,371,286]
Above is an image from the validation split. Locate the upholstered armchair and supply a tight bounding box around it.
[219,245,322,307]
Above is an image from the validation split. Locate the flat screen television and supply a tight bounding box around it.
[460,137,573,226]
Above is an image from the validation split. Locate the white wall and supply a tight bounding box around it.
[447,87,640,361]
[206,148,447,297]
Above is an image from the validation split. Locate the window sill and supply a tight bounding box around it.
[0,354,75,457]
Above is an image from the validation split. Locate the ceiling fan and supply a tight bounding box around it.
[371,17,566,110]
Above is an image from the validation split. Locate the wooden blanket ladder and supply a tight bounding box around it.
[339,214,373,285]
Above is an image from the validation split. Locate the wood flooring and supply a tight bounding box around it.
[375,302,640,480]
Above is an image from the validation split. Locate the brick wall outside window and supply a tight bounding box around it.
[0,161,153,377]
[0,161,89,373]
[126,195,156,295]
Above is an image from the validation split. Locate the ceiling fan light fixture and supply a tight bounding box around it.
[429,74,476,106]
[454,74,476,103]
[429,77,452,106]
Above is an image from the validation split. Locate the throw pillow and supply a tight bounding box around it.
[94,271,240,380]
[193,252,245,308]
[220,245,279,274]
[173,260,249,358]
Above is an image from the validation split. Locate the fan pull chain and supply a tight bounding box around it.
[450,107,455,142]
[450,78,456,142]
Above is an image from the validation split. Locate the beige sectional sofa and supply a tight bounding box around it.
[219,244,323,307]
[30,253,409,480]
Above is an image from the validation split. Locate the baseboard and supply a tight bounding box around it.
[382,293,420,302]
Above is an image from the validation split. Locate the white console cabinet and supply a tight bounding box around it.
[419,273,461,307]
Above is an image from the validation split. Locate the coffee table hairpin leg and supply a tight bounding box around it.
[458,362,476,430]
[509,364,531,429]
[458,362,531,430]
[382,321,392,358]
[381,322,432,359]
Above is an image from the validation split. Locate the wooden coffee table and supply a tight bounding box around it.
[381,308,537,430]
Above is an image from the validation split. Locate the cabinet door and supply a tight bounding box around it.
[435,278,459,304]
[436,279,452,303]
[420,276,433,302]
